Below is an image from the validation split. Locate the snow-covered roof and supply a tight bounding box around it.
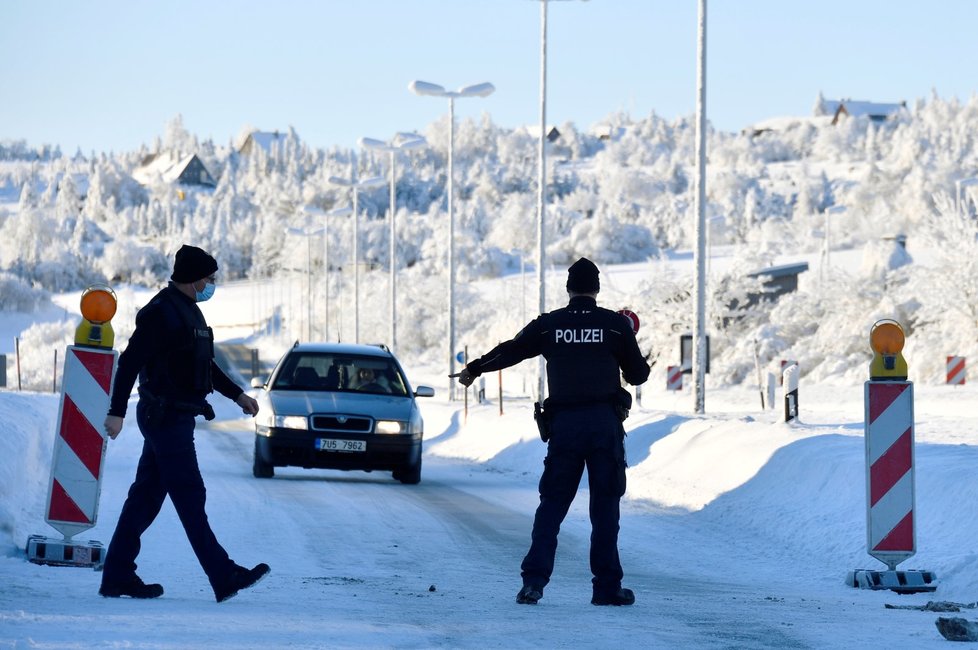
[240,130,288,154]
[744,115,833,136]
[523,124,561,141]
[748,262,809,279]
[816,98,907,122]
[590,124,626,140]
[132,152,214,186]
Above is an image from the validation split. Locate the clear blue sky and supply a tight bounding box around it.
[3,0,977,154]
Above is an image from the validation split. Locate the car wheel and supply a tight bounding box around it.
[253,437,274,479]
[394,457,421,485]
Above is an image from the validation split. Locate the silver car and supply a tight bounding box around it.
[251,342,434,484]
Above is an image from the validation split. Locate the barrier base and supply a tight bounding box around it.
[846,569,937,594]
[26,534,104,570]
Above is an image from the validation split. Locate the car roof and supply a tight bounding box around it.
[288,342,394,358]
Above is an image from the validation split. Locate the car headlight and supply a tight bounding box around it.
[274,415,308,430]
[375,420,405,434]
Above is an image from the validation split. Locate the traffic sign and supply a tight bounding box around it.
[618,309,640,334]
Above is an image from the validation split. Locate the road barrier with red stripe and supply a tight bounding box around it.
[28,345,117,569]
[947,356,966,385]
[666,365,682,391]
[865,381,916,567]
[847,319,935,593]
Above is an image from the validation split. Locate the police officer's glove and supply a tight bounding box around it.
[451,367,477,387]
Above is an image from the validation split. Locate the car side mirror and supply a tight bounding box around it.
[250,377,265,389]
[414,386,435,398]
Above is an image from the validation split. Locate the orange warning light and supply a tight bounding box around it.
[79,285,117,324]
[870,319,905,355]
[869,319,908,380]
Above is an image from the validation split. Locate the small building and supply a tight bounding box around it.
[747,262,810,304]
[525,124,561,143]
[721,262,809,326]
[590,124,625,141]
[133,152,216,187]
[238,130,289,156]
[815,98,907,125]
[743,115,833,138]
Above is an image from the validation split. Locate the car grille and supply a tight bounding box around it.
[310,415,372,433]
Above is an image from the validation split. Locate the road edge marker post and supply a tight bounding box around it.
[783,362,799,422]
[846,318,936,593]
[27,285,119,570]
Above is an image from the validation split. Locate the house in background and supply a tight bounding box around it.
[238,130,289,156]
[524,124,562,143]
[590,124,626,141]
[815,97,908,125]
[133,152,216,187]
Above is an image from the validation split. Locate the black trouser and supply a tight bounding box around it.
[101,399,234,592]
[520,404,626,597]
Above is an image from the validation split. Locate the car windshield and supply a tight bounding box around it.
[272,352,409,397]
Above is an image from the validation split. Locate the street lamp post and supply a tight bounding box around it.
[359,133,427,351]
[534,0,588,402]
[511,248,528,394]
[822,205,846,281]
[305,204,353,341]
[284,224,326,342]
[328,175,386,344]
[409,79,495,399]
[693,0,708,414]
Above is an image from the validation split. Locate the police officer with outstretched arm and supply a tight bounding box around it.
[99,245,270,602]
[454,257,650,606]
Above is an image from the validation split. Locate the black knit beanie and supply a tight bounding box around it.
[171,245,218,283]
[566,257,600,293]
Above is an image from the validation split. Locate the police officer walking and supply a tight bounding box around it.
[455,258,650,606]
[100,244,270,602]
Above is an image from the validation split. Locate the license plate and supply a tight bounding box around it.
[316,438,366,453]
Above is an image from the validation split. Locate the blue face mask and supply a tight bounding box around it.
[195,282,216,302]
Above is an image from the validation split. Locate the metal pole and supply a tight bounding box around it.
[693,0,708,414]
[353,186,360,344]
[521,252,527,395]
[448,96,457,401]
[536,0,548,403]
[389,149,397,350]
[324,216,330,341]
[306,234,312,341]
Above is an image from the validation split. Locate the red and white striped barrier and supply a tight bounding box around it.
[947,356,966,385]
[666,365,682,391]
[848,319,935,593]
[864,381,915,569]
[28,345,117,568]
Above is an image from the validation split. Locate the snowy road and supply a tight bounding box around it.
[0,387,958,649]
[170,417,814,649]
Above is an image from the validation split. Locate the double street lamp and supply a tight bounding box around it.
[328,174,386,344]
[409,79,495,399]
[359,133,427,351]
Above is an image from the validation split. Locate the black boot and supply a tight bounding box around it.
[214,563,270,603]
[591,587,635,606]
[516,584,543,605]
[99,575,164,599]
